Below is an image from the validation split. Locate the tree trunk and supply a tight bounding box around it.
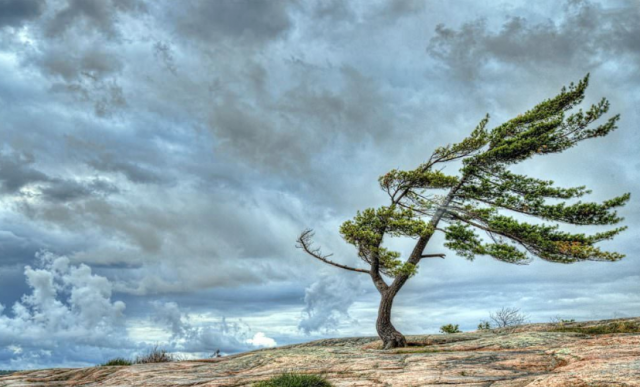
[376,290,407,349]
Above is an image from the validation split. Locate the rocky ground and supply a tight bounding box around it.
[2,318,639,387]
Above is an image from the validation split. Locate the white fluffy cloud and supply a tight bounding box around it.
[152,302,277,355]
[299,275,364,335]
[246,332,277,348]
[0,252,130,369]
[0,254,279,369]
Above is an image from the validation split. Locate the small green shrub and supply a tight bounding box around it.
[477,321,491,330]
[253,373,333,387]
[439,324,461,334]
[102,358,132,366]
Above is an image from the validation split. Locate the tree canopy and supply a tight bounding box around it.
[334,75,627,275]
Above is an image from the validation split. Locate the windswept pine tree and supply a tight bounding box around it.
[297,75,630,349]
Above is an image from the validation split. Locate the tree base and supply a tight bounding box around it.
[381,331,407,349]
[377,291,407,350]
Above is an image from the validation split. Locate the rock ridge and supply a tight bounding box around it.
[2,317,639,386]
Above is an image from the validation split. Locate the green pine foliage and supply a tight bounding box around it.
[340,206,430,276]
[339,75,628,273]
[439,324,461,334]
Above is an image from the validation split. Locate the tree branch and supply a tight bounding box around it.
[445,211,538,258]
[420,253,446,259]
[368,250,390,293]
[296,229,369,274]
[389,176,470,293]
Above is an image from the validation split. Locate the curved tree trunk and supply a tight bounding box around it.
[376,290,407,349]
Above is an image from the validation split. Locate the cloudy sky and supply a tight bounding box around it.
[0,0,639,370]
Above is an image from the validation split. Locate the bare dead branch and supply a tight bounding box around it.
[296,229,369,274]
[489,307,529,329]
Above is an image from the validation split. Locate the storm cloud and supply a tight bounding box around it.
[0,0,45,28]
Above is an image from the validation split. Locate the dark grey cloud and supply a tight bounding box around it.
[0,0,45,28]
[62,134,169,186]
[310,0,355,22]
[36,46,123,81]
[47,73,128,118]
[87,155,164,184]
[427,0,640,80]
[0,150,119,202]
[208,65,401,174]
[0,152,49,194]
[6,0,143,120]
[0,232,39,268]
[153,41,178,76]
[45,0,146,38]
[169,0,295,45]
[39,178,119,202]
[378,0,426,21]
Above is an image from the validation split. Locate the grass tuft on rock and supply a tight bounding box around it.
[102,358,133,366]
[135,346,174,364]
[98,346,176,367]
[253,373,333,387]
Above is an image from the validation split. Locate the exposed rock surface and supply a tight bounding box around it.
[2,318,639,386]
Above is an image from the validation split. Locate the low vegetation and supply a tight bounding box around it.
[253,373,333,387]
[102,358,133,366]
[101,346,174,367]
[0,371,15,376]
[134,346,174,364]
[439,324,461,334]
[551,320,640,335]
